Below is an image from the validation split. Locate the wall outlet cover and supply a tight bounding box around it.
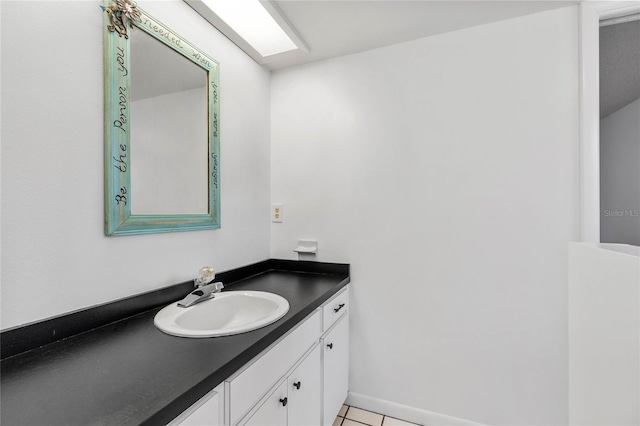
[272,203,283,223]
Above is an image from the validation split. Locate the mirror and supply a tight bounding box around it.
[130,29,209,215]
[103,1,220,235]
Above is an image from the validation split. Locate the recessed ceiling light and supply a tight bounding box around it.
[200,0,298,57]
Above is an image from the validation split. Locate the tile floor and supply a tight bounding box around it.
[333,405,421,426]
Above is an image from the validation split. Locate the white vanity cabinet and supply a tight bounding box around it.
[243,345,322,426]
[175,285,350,426]
[226,310,321,425]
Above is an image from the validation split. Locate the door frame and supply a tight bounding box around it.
[578,1,640,242]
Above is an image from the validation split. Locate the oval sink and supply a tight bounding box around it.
[154,291,290,338]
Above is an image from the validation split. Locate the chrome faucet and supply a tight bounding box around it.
[177,267,224,308]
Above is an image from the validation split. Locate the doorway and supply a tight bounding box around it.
[578,3,640,245]
[599,16,640,246]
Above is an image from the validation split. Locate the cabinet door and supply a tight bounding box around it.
[322,315,349,426]
[288,345,322,426]
[243,381,288,426]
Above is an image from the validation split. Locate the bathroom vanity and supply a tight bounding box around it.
[174,286,349,426]
[0,260,350,425]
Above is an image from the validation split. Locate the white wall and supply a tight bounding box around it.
[569,243,640,425]
[0,0,271,329]
[600,98,640,246]
[271,7,579,425]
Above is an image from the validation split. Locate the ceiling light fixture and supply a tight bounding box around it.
[198,0,300,57]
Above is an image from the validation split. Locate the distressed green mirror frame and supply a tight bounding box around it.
[103,2,220,236]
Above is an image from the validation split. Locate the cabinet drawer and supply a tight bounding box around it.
[227,310,321,425]
[322,287,349,332]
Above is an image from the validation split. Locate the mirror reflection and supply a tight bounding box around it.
[130,28,209,215]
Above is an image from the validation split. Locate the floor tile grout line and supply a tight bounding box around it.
[339,404,421,426]
[343,418,376,426]
[345,406,384,426]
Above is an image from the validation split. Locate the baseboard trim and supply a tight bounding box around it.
[346,392,486,426]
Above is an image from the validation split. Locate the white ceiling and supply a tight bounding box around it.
[257,0,578,70]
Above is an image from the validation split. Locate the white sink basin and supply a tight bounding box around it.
[154,291,290,338]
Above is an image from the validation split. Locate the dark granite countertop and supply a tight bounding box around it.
[0,260,349,425]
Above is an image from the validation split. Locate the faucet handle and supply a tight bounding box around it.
[194,266,216,287]
[177,281,223,308]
